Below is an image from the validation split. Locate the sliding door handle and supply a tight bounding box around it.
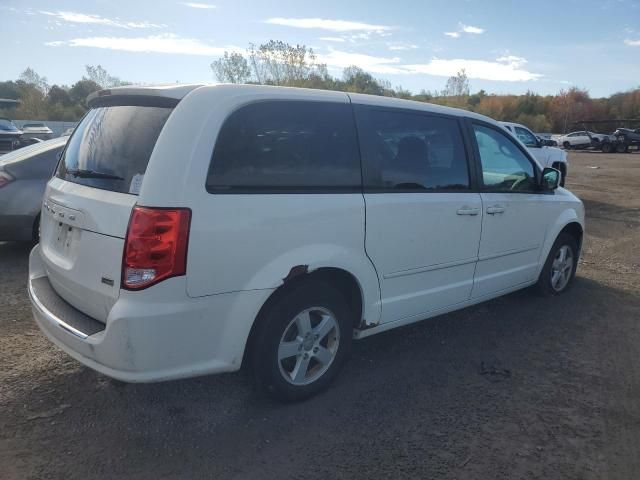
[457,207,480,216]
[486,205,505,215]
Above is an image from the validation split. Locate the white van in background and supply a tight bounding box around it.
[500,121,568,186]
[29,84,584,400]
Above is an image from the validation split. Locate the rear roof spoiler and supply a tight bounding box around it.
[87,84,204,109]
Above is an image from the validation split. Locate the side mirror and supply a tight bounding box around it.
[541,167,560,191]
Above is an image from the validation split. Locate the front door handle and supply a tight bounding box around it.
[486,205,505,215]
[457,206,480,216]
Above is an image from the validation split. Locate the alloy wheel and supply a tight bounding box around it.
[277,307,340,386]
[551,245,574,292]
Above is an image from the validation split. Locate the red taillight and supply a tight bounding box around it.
[122,207,191,290]
[0,171,14,188]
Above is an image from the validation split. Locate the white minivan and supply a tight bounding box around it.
[29,84,584,400]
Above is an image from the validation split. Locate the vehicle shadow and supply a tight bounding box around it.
[5,255,640,479]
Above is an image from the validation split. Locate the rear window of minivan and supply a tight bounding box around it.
[56,105,172,194]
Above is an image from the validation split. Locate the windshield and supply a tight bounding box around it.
[56,105,172,195]
[0,119,19,132]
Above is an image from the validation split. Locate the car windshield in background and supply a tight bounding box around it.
[56,105,172,194]
[0,119,19,131]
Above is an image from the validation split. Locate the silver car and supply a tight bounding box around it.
[20,122,54,141]
[0,137,68,241]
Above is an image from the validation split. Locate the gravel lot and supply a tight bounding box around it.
[1,151,639,480]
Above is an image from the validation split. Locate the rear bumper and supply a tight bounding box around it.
[29,245,272,382]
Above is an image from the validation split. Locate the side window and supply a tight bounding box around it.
[206,101,361,192]
[356,107,470,191]
[514,126,538,147]
[473,124,537,192]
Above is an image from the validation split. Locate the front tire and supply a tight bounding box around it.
[250,280,352,401]
[537,233,578,296]
[615,142,628,153]
[563,141,571,149]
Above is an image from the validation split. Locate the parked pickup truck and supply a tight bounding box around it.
[500,121,568,186]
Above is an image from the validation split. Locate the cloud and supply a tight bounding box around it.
[39,10,165,29]
[319,36,346,42]
[460,23,485,34]
[46,33,240,56]
[624,39,640,46]
[316,48,540,81]
[388,43,418,51]
[180,2,216,9]
[444,22,485,38]
[496,55,526,67]
[264,17,392,32]
[405,56,541,81]
[316,49,403,74]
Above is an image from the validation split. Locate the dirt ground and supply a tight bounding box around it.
[1,150,639,480]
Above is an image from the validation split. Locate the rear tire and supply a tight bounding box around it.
[537,233,578,296]
[250,280,352,401]
[32,215,40,243]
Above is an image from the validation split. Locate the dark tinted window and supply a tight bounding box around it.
[206,101,360,192]
[356,107,470,191]
[473,124,537,192]
[56,106,172,194]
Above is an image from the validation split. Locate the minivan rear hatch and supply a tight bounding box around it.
[39,95,177,322]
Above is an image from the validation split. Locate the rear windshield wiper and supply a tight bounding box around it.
[66,168,124,181]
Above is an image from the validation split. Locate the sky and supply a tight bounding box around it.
[1,0,639,97]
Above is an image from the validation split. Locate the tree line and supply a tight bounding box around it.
[1,42,638,134]
[0,65,127,122]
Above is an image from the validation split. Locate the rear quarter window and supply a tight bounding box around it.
[206,101,361,192]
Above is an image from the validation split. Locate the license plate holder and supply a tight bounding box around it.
[54,221,76,256]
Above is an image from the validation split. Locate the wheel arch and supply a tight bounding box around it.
[559,221,584,252]
[242,265,370,369]
[536,212,584,278]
